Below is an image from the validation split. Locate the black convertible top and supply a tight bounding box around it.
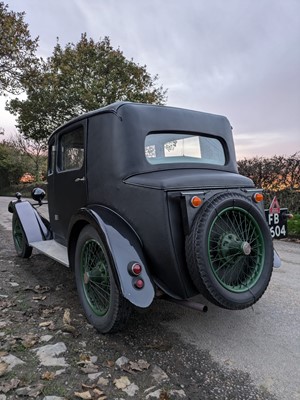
[49,101,232,141]
[49,101,238,176]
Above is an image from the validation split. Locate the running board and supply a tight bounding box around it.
[30,240,69,267]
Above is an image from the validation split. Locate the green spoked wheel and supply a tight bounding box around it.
[12,213,32,258]
[209,207,265,292]
[75,225,131,333]
[80,239,111,316]
[186,193,273,309]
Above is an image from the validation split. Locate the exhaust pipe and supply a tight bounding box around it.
[163,297,208,313]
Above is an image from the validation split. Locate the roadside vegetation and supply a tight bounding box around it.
[237,153,300,239]
[287,214,300,238]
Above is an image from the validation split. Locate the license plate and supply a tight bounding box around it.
[265,208,288,239]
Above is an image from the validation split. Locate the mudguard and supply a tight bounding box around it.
[273,248,281,268]
[8,200,52,243]
[68,205,155,308]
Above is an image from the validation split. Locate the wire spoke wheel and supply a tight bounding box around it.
[185,193,273,310]
[75,225,132,333]
[80,239,111,316]
[13,215,24,253]
[12,213,32,258]
[208,207,264,293]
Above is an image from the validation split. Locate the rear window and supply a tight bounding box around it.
[145,132,225,165]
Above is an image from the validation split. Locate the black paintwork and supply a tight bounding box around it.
[68,206,155,307]
[9,200,52,242]
[10,102,259,304]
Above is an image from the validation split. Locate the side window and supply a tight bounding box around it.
[58,126,84,171]
[48,140,56,175]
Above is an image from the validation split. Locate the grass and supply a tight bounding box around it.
[42,382,68,397]
[288,213,300,238]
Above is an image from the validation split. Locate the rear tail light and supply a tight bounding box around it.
[128,262,142,276]
[253,192,264,203]
[128,262,144,289]
[191,196,202,208]
[134,278,144,289]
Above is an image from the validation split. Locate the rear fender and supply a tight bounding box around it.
[8,200,52,243]
[68,206,155,308]
[273,249,281,268]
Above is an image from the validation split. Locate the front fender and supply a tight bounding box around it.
[9,200,52,243]
[68,206,155,308]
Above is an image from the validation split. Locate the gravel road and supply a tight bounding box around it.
[0,196,299,400]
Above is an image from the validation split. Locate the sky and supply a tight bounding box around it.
[1,0,300,159]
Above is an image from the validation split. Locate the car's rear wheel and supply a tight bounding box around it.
[12,213,32,258]
[185,193,273,309]
[75,225,131,333]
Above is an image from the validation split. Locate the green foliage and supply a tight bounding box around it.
[7,34,167,142]
[0,135,47,191]
[288,214,300,238]
[237,153,300,213]
[0,140,31,187]
[237,153,300,191]
[9,134,48,181]
[0,1,38,95]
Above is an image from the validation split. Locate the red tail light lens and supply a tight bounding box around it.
[128,262,142,276]
[134,279,144,289]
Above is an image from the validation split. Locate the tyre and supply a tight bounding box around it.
[74,225,132,333]
[185,193,273,310]
[12,213,32,258]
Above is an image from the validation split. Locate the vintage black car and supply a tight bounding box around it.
[9,102,279,333]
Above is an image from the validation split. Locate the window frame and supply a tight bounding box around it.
[57,124,85,173]
[47,139,56,176]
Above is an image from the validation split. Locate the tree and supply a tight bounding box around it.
[237,153,300,213]
[9,134,47,181]
[0,2,38,95]
[237,153,300,191]
[7,34,167,142]
[0,139,31,188]
[0,134,47,189]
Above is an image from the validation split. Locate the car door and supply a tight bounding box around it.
[50,121,88,244]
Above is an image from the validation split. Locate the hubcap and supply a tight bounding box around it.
[219,233,252,258]
[242,242,252,255]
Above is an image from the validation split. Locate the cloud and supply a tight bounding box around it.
[2,0,300,157]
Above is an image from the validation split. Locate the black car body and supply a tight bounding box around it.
[9,102,277,332]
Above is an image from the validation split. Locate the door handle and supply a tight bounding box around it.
[75,177,86,183]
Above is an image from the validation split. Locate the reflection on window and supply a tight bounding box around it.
[145,132,225,165]
[59,127,84,171]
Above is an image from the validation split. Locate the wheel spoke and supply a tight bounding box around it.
[88,282,110,306]
[80,239,111,316]
[208,206,265,293]
[13,217,24,251]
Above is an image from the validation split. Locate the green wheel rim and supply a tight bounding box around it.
[80,239,111,316]
[208,207,265,293]
[13,216,24,253]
